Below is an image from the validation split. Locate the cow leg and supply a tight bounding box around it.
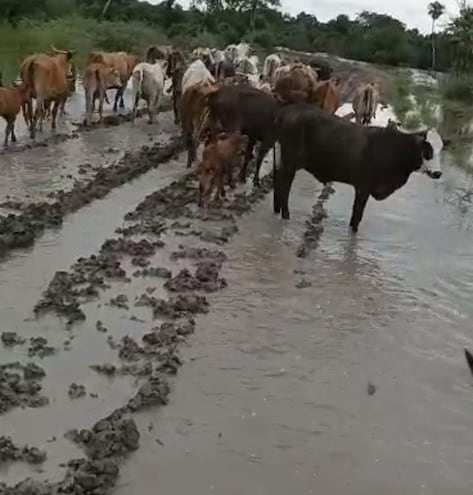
[185,132,195,169]
[239,136,256,183]
[10,118,17,143]
[3,121,9,147]
[51,100,60,131]
[349,188,369,233]
[98,94,105,124]
[278,165,296,220]
[113,89,121,112]
[253,139,273,187]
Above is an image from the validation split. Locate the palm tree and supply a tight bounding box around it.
[428,1,445,71]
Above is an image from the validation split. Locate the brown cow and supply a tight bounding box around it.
[83,63,122,126]
[180,81,220,168]
[87,51,140,112]
[20,46,75,138]
[310,78,341,115]
[273,63,318,104]
[166,49,186,124]
[353,82,379,125]
[197,131,247,206]
[0,83,31,146]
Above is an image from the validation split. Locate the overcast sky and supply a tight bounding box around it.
[152,0,459,34]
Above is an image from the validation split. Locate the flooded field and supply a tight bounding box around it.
[1,74,473,495]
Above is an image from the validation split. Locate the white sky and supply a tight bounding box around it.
[149,0,459,34]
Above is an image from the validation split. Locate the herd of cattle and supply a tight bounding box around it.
[0,41,444,232]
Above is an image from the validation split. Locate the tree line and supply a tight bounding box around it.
[0,0,464,73]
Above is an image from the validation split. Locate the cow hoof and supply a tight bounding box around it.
[281,211,290,220]
[350,224,358,234]
[238,175,246,184]
[253,179,260,188]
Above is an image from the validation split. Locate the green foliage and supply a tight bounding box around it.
[440,73,473,102]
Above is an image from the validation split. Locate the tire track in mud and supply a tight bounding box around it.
[0,135,185,260]
[0,102,173,157]
[1,164,274,494]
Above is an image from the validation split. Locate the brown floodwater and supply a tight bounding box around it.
[0,86,473,494]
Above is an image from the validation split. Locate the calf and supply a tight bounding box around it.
[83,63,122,126]
[0,83,30,146]
[353,82,379,125]
[206,84,279,186]
[310,78,341,114]
[273,103,441,232]
[131,61,167,124]
[198,131,247,206]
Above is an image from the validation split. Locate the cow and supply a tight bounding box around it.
[180,81,220,169]
[310,78,341,115]
[146,45,169,63]
[273,63,318,104]
[83,63,122,126]
[182,59,215,95]
[206,84,280,186]
[87,51,139,112]
[166,49,186,124]
[235,56,258,75]
[131,61,167,124]
[273,103,442,232]
[0,83,31,146]
[20,46,75,138]
[197,131,248,206]
[308,58,333,81]
[386,118,401,131]
[353,82,379,125]
[263,54,281,87]
[213,60,236,81]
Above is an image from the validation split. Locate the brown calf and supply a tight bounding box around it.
[310,78,341,115]
[83,63,122,126]
[198,131,247,206]
[0,83,30,146]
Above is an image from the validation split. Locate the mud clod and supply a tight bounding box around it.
[295,279,312,289]
[1,332,26,347]
[28,337,56,358]
[109,294,129,310]
[0,363,49,414]
[0,436,47,465]
[133,266,172,278]
[69,383,87,400]
[23,363,46,381]
[127,374,170,411]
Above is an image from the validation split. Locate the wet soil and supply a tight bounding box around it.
[1,67,473,495]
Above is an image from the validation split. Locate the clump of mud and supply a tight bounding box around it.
[0,436,47,465]
[68,383,87,400]
[1,332,26,347]
[28,337,56,358]
[0,362,49,414]
[296,183,335,258]
[127,373,170,411]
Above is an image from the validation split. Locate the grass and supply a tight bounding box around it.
[0,17,168,83]
[439,73,473,103]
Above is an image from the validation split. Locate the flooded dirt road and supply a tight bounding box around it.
[1,83,473,494]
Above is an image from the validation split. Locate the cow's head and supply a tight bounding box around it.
[415,129,442,180]
[51,45,75,61]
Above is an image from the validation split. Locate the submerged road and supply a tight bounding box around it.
[0,87,473,495]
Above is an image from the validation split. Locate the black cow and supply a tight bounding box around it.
[206,84,279,186]
[213,60,235,80]
[273,103,441,232]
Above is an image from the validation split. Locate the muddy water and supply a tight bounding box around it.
[1,89,473,494]
[115,170,473,493]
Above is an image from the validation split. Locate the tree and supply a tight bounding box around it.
[428,1,445,71]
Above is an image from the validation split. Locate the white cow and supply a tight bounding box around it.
[263,54,281,86]
[224,42,250,63]
[131,61,167,124]
[182,59,215,95]
[211,48,225,65]
[236,56,258,75]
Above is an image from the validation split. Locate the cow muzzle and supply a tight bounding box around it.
[426,170,442,179]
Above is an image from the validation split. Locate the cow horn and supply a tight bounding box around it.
[50,45,63,53]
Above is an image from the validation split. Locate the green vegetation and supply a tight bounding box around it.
[0,0,453,84]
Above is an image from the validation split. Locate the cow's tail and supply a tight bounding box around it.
[134,65,144,105]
